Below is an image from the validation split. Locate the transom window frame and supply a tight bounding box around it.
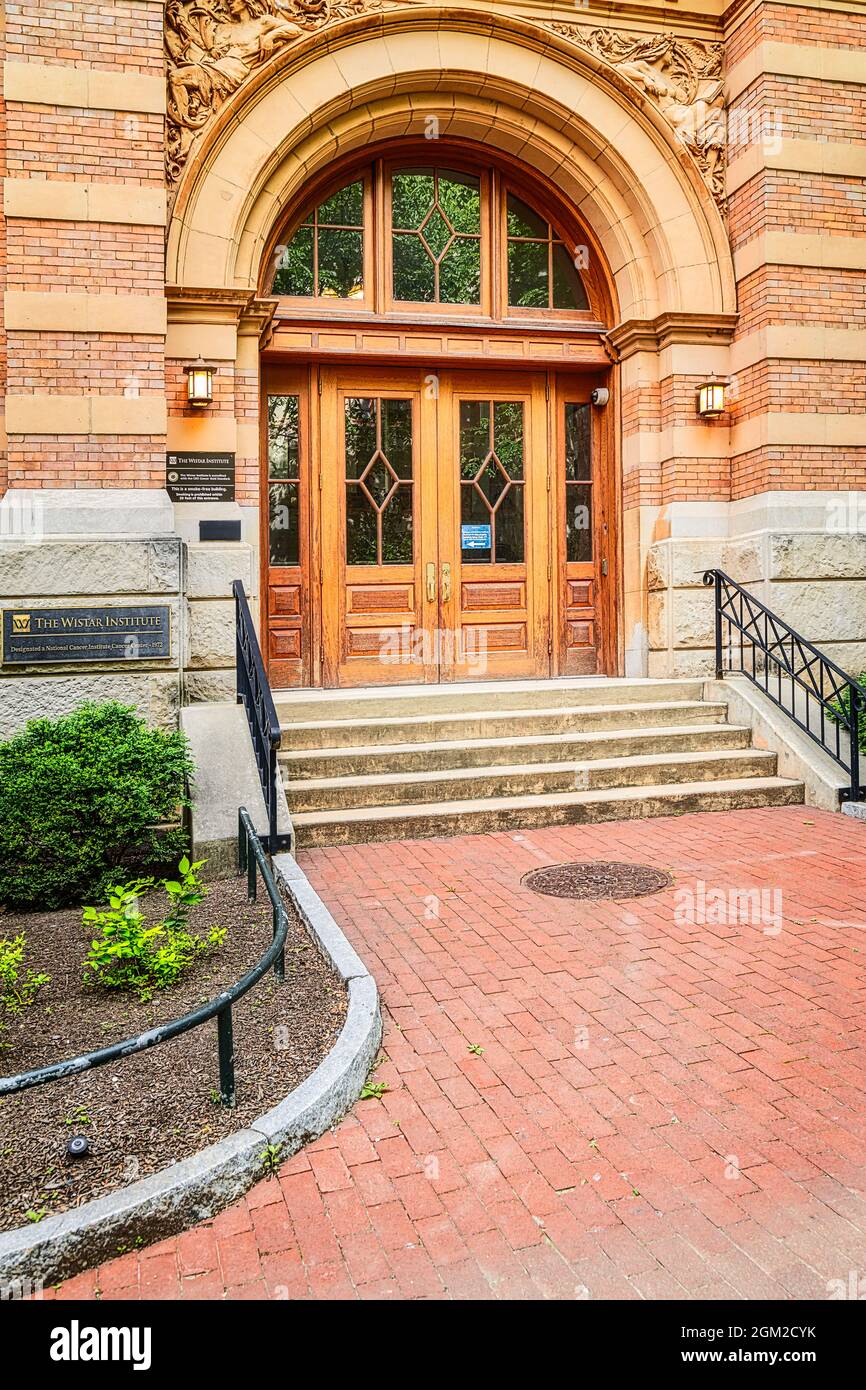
[383,159,492,319]
[264,150,606,327]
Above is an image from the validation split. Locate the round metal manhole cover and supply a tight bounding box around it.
[521,860,673,901]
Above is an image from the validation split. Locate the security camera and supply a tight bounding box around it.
[590,387,610,407]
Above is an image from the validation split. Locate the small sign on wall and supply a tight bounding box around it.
[1,606,171,664]
[166,451,235,503]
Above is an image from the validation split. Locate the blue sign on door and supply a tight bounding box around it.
[461,524,491,551]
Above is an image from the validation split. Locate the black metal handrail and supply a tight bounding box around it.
[233,579,291,851]
[0,809,287,1107]
[704,568,866,802]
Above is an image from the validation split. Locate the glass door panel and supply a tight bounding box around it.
[261,366,311,687]
[557,377,611,676]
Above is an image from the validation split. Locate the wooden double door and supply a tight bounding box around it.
[262,364,614,688]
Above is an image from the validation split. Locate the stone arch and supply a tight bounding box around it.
[166,9,736,324]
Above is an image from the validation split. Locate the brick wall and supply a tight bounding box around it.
[5,1,163,71]
[1,5,7,495]
[737,266,866,331]
[2,0,166,492]
[6,222,164,293]
[6,107,165,182]
[725,0,866,499]
[725,0,864,69]
[1,0,864,524]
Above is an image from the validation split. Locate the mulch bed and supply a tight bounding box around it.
[0,874,347,1233]
[522,860,673,900]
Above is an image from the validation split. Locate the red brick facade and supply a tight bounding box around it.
[0,0,863,683]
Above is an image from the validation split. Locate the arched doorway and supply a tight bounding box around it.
[259,145,618,688]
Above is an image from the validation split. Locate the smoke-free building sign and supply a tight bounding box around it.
[166,452,235,502]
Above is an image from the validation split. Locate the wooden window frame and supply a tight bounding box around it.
[382,158,492,319]
[269,170,375,315]
[499,181,598,325]
[263,151,606,329]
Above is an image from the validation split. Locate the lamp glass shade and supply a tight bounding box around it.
[698,382,725,417]
[186,365,214,405]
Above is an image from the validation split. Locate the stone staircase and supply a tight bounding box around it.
[274,678,805,848]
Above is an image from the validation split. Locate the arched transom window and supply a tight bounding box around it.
[268,160,599,321]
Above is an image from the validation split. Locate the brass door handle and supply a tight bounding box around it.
[426,562,437,603]
[441,562,451,603]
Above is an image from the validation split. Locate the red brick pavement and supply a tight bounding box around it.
[52,806,866,1301]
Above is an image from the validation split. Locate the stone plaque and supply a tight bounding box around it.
[166,451,235,502]
[2,606,171,665]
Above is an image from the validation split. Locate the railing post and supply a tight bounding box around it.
[713,570,723,679]
[268,742,278,854]
[232,580,288,852]
[274,905,285,982]
[217,1006,235,1107]
[247,838,257,902]
[233,582,242,705]
[849,683,862,802]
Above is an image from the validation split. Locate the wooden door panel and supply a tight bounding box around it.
[437,371,550,681]
[460,579,526,610]
[269,582,301,616]
[320,369,439,687]
[261,367,312,688]
[347,582,416,614]
[555,377,614,677]
[263,362,612,690]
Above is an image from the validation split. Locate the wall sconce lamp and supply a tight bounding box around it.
[697,378,727,418]
[185,359,217,407]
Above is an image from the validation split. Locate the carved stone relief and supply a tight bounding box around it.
[165,0,385,185]
[545,25,727,209]
[164,4,727,211]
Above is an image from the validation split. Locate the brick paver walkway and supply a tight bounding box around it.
[55,805,866,1301]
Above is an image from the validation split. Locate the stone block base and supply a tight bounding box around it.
[644,492,866,681]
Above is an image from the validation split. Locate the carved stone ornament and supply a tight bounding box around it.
[165,5,727,211]
[165,0,386,186]
[546,25,727,210]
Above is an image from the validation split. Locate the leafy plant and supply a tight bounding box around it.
[83,881,162,998]
[259,1142,284,1179]
[83,862,223,1001]
[0,934,49,1039]
[829,675,866,755]
[162,856,208,933]
[0,702,193,910]
[360,1081,389,1101]
[64,1108,91,1128]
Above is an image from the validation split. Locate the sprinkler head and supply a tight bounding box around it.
[66,1135,89,1159]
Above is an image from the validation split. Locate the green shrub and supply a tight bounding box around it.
[0,702,192,909]
[829,674,866,755]
[0,934,49,1042]
[83,859,222,1001]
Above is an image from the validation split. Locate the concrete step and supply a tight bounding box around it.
[280,700,729,750]
[280,721,752,779]
[292,775,806,847]
[287,747,780,812]
[274,677,703,725]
